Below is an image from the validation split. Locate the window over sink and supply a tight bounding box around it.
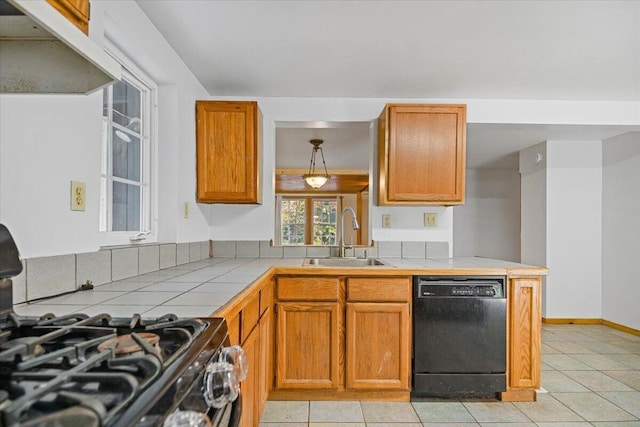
[277,196,338,246]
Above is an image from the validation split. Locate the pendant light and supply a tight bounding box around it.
[302,139,330,189]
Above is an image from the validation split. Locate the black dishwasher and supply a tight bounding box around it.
[412,276,507,398]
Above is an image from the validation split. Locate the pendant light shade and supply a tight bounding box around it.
[302,139,330,189]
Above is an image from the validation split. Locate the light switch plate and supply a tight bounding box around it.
[382,214,391,228]
[71,181,86,211]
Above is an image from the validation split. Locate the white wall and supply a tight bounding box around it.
[546,140,602,319]
[0,1,210,258]
[0,95,103,258]
[519,141,603,320]
[520,142,548,313]
[453,169,521,261]
[602,132,640,330]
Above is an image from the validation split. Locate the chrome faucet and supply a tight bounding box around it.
[339,207,359,257]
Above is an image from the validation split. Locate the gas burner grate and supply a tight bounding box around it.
[0,312,208,427]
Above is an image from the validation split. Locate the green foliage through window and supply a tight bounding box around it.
[313,199,337,245]
[281,199,305,245]
[280,198,337,246]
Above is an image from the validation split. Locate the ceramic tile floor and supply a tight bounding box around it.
[260,323,640,426]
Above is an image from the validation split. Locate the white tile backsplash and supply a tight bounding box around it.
[212,241,236,257]
[283,246,306,258]
[236,241,259,257]
[76,250,111,287]
[259,240,283,258]
[189,242,201,262]
[139,245,160,274]
[427,241,450,258]
[26,254,76,300]
[176,243,190,265]
[402,241,426,258]
[306,246,330,258]
[378,241,402,258]
[111,248,139,281]
[160,244,177,269]
[12,240,209,305]
[201,241,210,258]
[11,261,27,304]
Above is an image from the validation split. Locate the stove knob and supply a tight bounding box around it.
[203,361,239,408]
[163,410,211,427]
[219,345,248,382]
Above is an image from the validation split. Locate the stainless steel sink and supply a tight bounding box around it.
[303,257,386,267]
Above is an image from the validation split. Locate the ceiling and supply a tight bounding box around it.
[136,1,640,169]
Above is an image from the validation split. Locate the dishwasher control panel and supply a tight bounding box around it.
[415,277,505,298]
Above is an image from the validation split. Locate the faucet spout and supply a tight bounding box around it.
[339,207,359,257]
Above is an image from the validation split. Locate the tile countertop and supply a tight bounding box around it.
[13,256,547,319]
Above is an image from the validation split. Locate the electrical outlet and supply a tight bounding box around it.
[382,214,391,228]
[424,212,438,227]
[183,202,190,218]
[70,181,86,211]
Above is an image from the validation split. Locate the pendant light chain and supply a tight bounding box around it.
[302,139,331,189]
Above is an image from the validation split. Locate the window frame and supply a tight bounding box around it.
[99,45,158,247]
[276,195,340,246]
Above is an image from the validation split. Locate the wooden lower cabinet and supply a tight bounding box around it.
[345,302,410,390]
[275,302,340,389]
[508,277,542,389]
[240,324,258,427]
[257,306,272,419]
[220,277,273,426]
[500,276,542,402]
[273,275,412,399]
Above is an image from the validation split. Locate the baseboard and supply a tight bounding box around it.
[542,317,640,337]
[601,319,640,337]
[542,318,601,325]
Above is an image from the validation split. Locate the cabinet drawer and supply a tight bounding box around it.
[347,277,411,302]
[242,293,260,343]
[277,277,339,301]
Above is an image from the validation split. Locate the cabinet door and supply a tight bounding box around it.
[345,302,410,390]
[195,101,261,204]
[275,302,340,389]
[256,306,272,423]
[240,325,258,427]
[46,0,90,34]
[509,278,541,389]
[378,104,466,205]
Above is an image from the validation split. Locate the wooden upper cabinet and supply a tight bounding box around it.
[47,0,90,34]
[196,101,262,204]
[378,104,466,205]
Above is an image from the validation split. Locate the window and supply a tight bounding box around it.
[100,67,155,243]
[279,197,338,245]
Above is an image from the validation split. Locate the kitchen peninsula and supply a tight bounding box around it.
[13,253,547,427]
